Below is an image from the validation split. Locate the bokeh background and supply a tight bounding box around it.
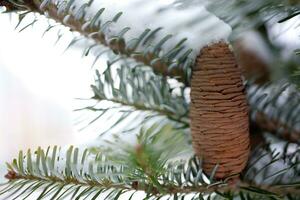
[0,13,99,182]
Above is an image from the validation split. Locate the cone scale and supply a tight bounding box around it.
[190,42,250,179]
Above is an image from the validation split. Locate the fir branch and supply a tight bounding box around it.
[2,0,300,87]
[0,125,214,199]
[92,64,189,123]
[2,133,300,199]
[247,81,300,144]
[76,63,189,135]
[243,142,300,191]
[0,0,192,84]
[254,111,300,143]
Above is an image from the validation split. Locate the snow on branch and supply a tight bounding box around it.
[1,0,232,85]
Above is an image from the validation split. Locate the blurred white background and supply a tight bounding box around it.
[0,13,98,182]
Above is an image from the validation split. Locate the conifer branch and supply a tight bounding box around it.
[247,81,300,144]
[91,94,189,125]
[2,135,300,199]
[254,111,300,143]
[1,0,192,84]
[76,63,189,135]
[2,0,300,87]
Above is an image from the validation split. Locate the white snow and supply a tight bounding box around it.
[74,0,232,56]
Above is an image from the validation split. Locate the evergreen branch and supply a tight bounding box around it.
[0,125,214,199]
[76,63,189,135]
[90,95,189,125]
[2,0,299,86]
[243,142,300,191]
[2,130,300,199]
[0,0,192,85]
[247,80,300,143]
[254,111,300,143]
[92,64,189,124]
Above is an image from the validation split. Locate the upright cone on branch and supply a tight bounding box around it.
[190,42,250,179]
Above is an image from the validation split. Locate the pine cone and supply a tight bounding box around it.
[190,42,250,179]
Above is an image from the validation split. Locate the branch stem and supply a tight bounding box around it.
[4,172,300,197]
[93,96,190,126]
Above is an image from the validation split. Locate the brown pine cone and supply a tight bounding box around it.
[190,42,250,179]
